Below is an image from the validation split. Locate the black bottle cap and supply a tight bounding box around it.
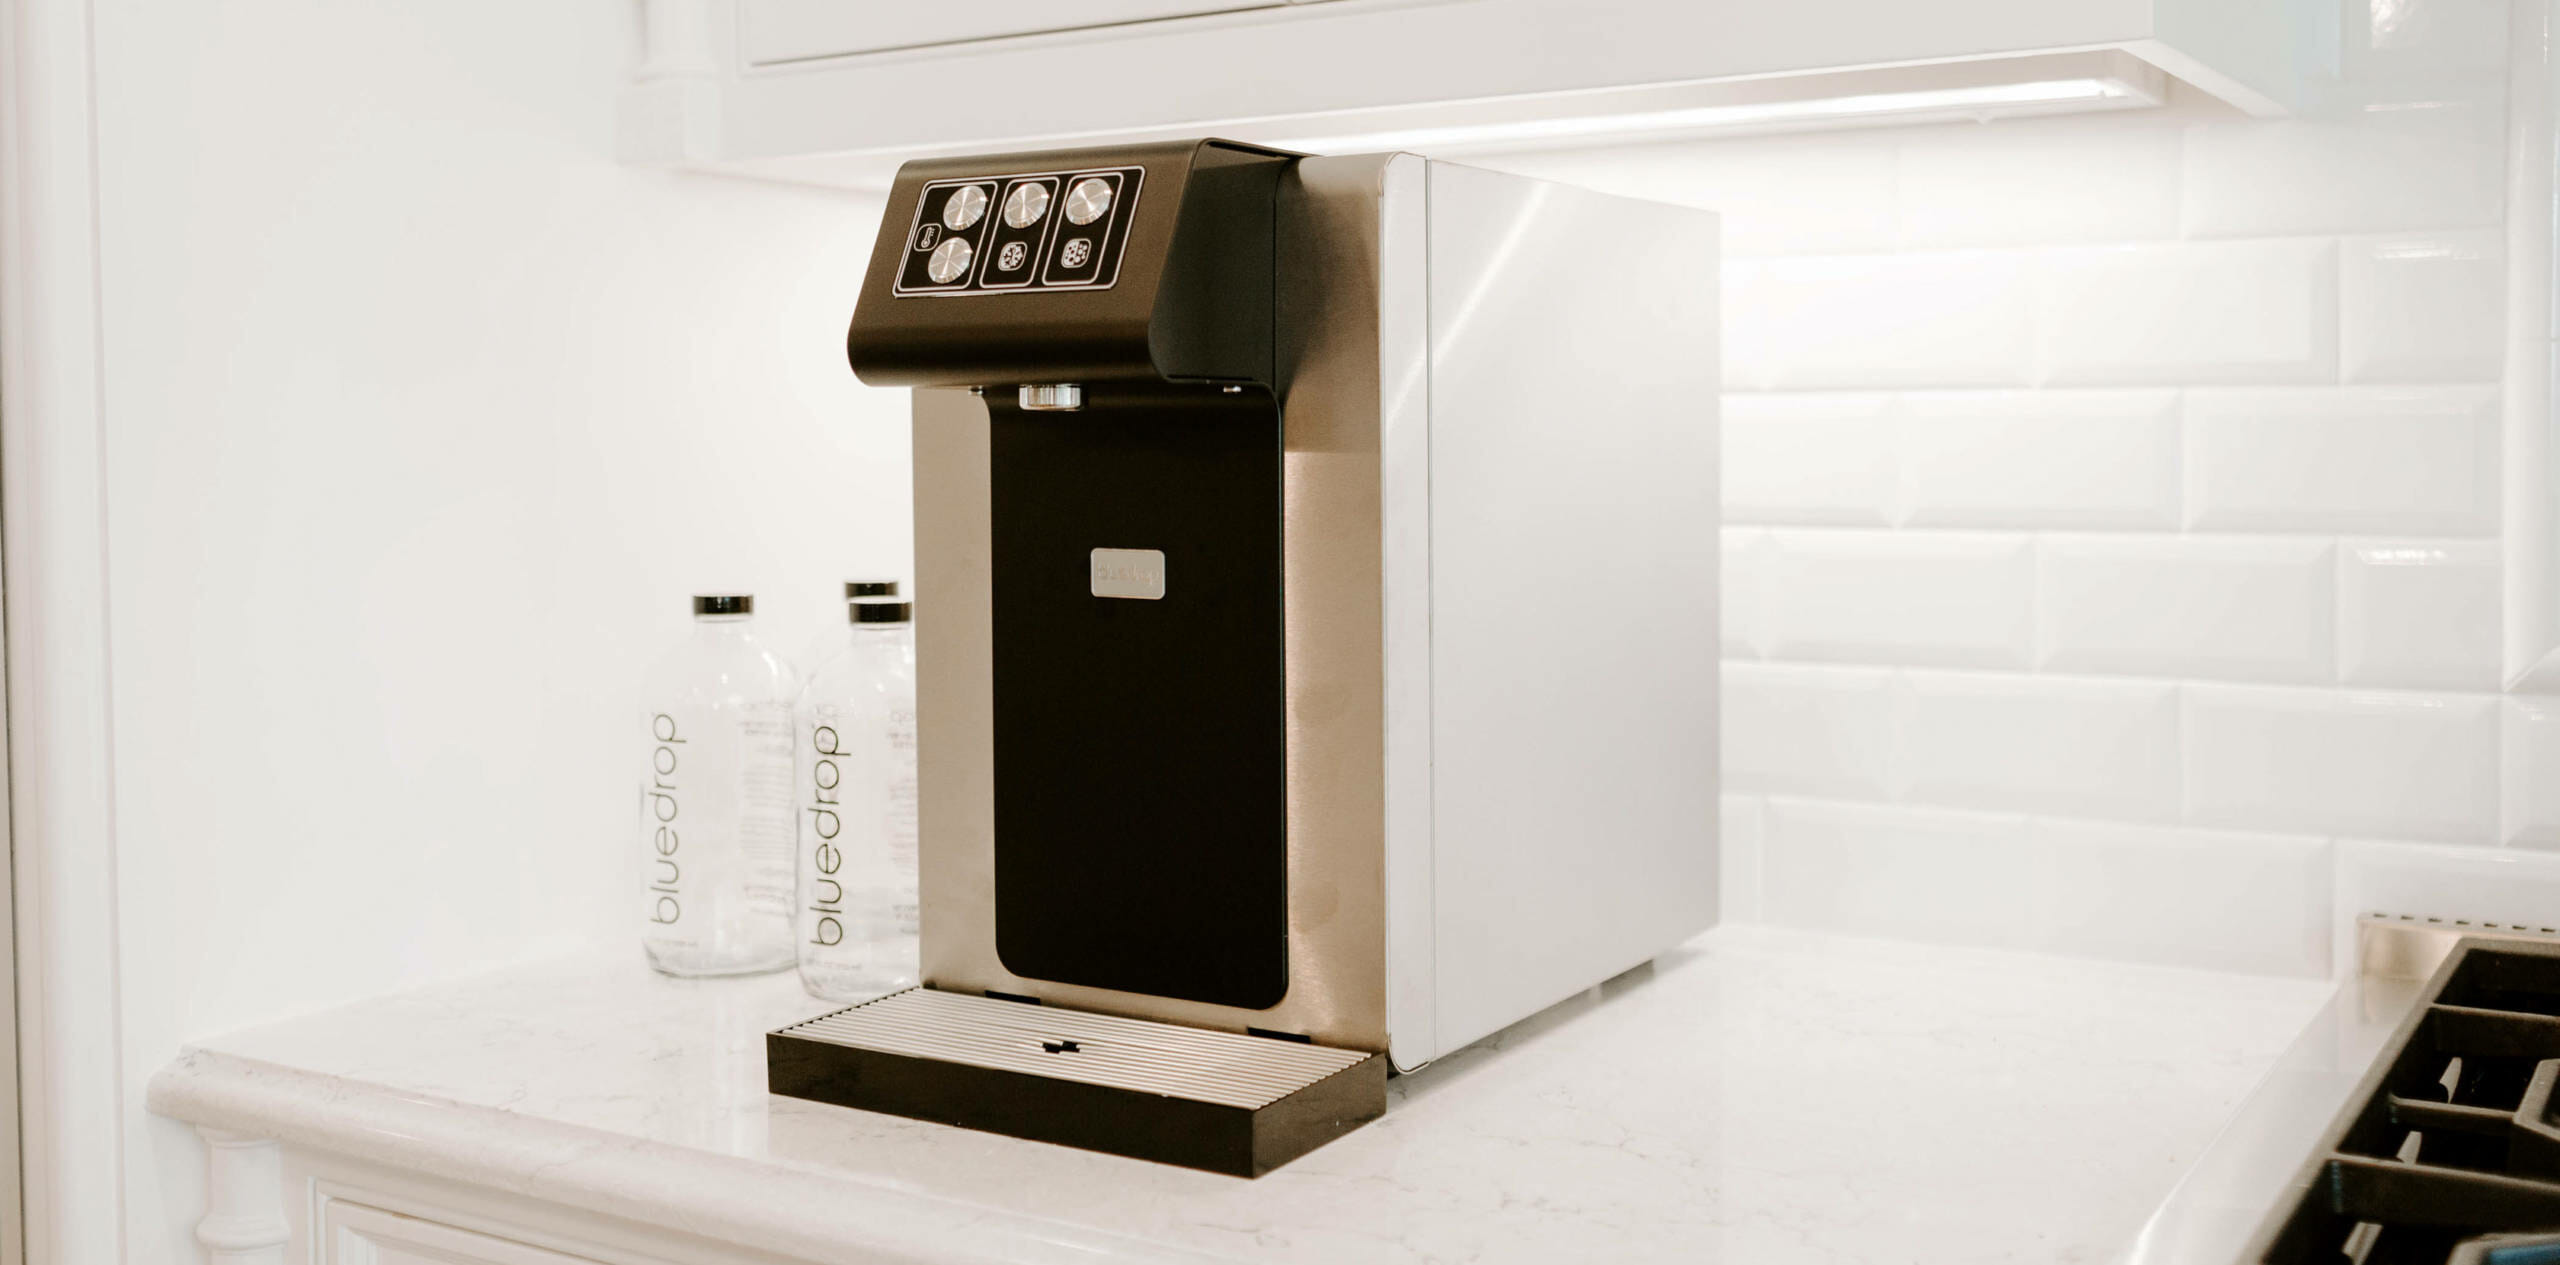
[693,594,753,617]
[845,580,901,599]
[850,599,912,624]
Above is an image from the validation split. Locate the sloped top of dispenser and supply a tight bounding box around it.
[846,138,1296,390]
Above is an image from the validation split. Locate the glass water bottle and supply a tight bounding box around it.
[795,585,920,1001]
[638,594,797,976]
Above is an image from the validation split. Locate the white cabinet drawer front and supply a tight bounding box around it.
[741,0,1298,65]
[326,1199,607,1265]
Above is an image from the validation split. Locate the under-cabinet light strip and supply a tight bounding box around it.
[1267,76,2145,155]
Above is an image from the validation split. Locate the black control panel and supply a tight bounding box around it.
[850,139,1290,387]
[892,167,1144,297]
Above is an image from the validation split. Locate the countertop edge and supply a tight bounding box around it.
[145,1047,1240,1265]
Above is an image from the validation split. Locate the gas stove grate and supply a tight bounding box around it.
[2250,940,2560,1264]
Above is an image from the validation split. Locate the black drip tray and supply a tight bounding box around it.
[2251,941,2560,1263]
[767,987,1386,1177]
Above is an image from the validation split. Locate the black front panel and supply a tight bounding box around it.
[987,386,1287,1010]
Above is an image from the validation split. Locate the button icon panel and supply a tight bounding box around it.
[893,166,1143,297]
[1039,171,1129,288]
[896,182,1001,292]
[976,175,1061,291]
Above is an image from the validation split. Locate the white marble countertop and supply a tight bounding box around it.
[2125,970,2423,1264]
[147,926,2338,1264]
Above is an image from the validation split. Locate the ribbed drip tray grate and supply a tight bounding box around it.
[783,988,1370,1108]
[768,987,1385,1176]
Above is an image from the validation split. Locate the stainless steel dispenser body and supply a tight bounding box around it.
[864,143,1720,1074]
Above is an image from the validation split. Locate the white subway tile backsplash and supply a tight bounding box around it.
[2185,386,2498,535]
[1762,529,2034,668]
[2339,540,2501,690]
[1721,662,1895,800]
[1530,4,2517,976]
[2341,231,2505,384]
[1893,671,2180,822]
[1759,799,2041,951]
[1720,795,1766,921]
[2505,701,2560,850]
[2498,701,2560,850]
[1722,393,1896,525]
[1721,259,1776,391]
[2333,840,2560,973]
[2182,103,2505,238]
[2185,684,2499,843]
[2034,239,2339,386]
[1895,118,2182,250]
[1481,136,1898,258]
[1721,527,1766,658]
[1725,251,2035,391]
[1762,802,2332,974]
[2032,820,2332,978]
[2036,536,2335,683]
[1897,389,2180,529]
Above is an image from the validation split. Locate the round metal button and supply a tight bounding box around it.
[926,237,974,284]
[1003,182,1050,228]
[941,184,989,230]
[1063,177,1114,226]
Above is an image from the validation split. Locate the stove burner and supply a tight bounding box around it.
[2250,941,2560,1263]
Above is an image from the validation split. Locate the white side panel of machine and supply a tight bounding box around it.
[1420,161,1720,1059]
[1373,154,1436,1074]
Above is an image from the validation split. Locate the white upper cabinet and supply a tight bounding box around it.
[622,0,2321,189]
[736,0,1343,65]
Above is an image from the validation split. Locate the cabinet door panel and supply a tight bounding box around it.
[741,0,1280,65]
[324,1199,605,1265]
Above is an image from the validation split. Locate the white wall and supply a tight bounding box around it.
[79,1,904,1257]
[1481,0,2531,980]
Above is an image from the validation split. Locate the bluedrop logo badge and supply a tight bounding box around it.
[1089,548,1166,600]
[646,712,685,924]
[804,717,850,948]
